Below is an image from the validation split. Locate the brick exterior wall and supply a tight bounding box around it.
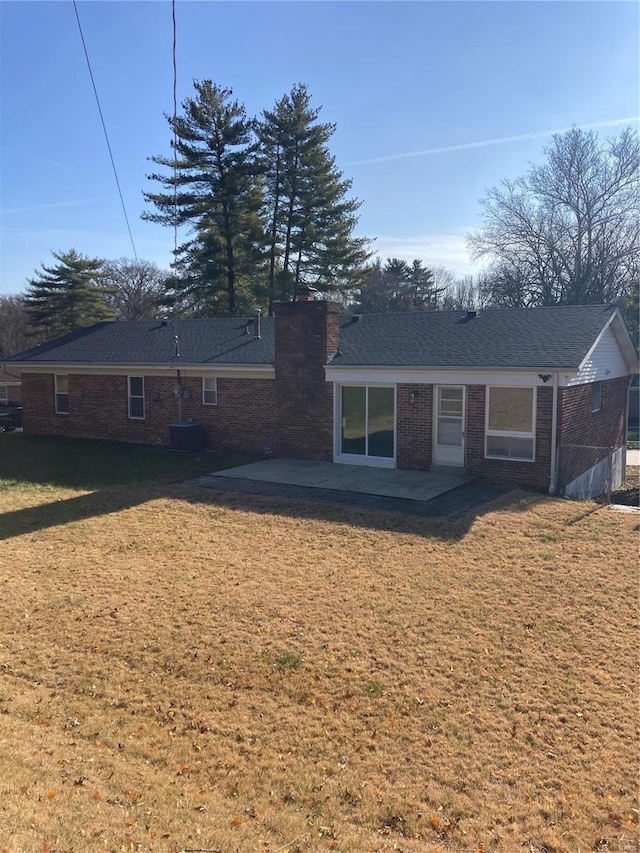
[21,372,276,454]
[273,300,340,460]
[465,385,554,490]
[559,376,628,449]
[558,376,628,483]
[396,384,433,470]
[17,304,631,494]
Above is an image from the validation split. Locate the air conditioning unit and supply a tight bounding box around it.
[169,421,204,452]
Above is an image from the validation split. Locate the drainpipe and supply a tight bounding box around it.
[549,371,559,495]
[176,369,183,422]
[624,374,634,473]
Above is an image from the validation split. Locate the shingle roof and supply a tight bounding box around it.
[332,304,618,369]
[8,317,275,365]
[7,304,619,371]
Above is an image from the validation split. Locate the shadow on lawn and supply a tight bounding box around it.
[0,433,548,542]
[0,474,549,543]
[0,485,155,541]
[176,478,547,541]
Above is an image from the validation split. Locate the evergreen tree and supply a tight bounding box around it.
[24,249,114,339]
[406,259,444,309]
[353,258,442,313]
[257,84,370,314]
[143,81,264,316]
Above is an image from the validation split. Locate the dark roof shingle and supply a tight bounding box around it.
[332,305,617,369]
[7,304,619,370]
[8,317,275,365]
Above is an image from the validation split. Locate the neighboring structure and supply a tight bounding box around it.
[0,369,21,406]
[6,301,638,497]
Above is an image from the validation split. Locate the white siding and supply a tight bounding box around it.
[567,324,630,387]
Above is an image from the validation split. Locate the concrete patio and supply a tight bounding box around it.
[193,458,514,519]
[208,458,470,501]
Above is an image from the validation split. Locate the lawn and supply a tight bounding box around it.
[0,435,638,853]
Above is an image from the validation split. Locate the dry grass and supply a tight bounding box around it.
[0,475,638,853]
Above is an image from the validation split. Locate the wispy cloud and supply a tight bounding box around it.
[0,197,107,216]
[372,234,477,275]
[348,117,640,166]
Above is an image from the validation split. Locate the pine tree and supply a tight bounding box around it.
[143,81,264,316]
[406,259,444,309]
[257,84,370,314]
[352,258,445,313]
[24,249,114,339]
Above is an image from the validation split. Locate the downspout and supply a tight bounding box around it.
[176,369,183,422]
[624,374,633,474]
[549,371,559,495]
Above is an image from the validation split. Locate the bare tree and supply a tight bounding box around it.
[0,294,41,357]
[469,127,640,306]
[440,274,486,310]
[102,258,168,321]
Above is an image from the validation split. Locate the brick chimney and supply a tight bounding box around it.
[274,299,340,460]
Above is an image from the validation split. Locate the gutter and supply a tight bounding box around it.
[549,371,559,496]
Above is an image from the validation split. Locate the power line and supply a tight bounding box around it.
[172,0,178,265]
[72,0,139,262]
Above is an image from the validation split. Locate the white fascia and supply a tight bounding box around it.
[11,362,275,379]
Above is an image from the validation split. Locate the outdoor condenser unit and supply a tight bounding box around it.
[169,421,205,452]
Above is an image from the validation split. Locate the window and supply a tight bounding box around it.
[592,381,602,412]
[202,377,217,406]
[0,385,7,405]
[54,374,69,414]
[128,376,145,419]
[340,385,395,460]
[485,386,535,461]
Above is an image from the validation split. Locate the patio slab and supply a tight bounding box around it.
[211,458,470,501]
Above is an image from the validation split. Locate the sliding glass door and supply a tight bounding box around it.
[338,385,395,466]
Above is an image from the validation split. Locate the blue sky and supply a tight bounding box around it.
[1,0,638,295]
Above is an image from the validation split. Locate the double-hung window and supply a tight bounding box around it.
[485,386,535,461]
[591,381,602,412]
[0,385,7,405]
[128,376,145,419]
[54,374,69,414]
[202,377,217,406]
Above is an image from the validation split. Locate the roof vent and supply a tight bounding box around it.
[253,308,261,340]
[466,310,477,320]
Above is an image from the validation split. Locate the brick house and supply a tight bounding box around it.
[5,299,638,497]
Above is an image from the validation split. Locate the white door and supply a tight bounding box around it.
[432,385,465,466]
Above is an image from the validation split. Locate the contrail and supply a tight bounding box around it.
[347,117,639,166]
[0,197,106,216]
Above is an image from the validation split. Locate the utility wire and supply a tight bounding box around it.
[72,0,139,262]
[172,0,178,268]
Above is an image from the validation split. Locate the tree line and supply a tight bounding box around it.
[1,82,638,358]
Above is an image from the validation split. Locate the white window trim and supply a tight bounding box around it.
[202,377,218,406]
[0,385,7,404]
[332,382,397,468]
[485,386,536,463]
[128,376,145,420]
[591,381,602,412]
[54,374,70,415]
